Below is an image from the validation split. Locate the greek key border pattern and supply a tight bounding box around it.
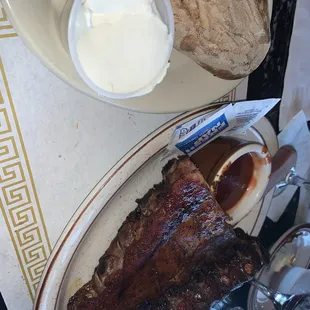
[214,87,237,103]
[0,6,17,39]
[0,57,51,301]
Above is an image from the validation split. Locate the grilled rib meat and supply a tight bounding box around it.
[68,157,268,310]
[137,228,268,310]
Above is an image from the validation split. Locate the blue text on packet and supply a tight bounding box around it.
[175,114,229,154]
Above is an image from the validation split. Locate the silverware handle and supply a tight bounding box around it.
[264,146,297,195]
[289,174,310,191]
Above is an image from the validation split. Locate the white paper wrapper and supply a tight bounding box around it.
[163,98,280,159]
[267,110,310,222]
[279,0,310,130]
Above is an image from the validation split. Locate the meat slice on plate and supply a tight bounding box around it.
[68,157,268,310]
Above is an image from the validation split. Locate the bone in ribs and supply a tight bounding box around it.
[68,157,268,310]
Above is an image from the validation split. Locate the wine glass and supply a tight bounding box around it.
[247,225,310,310]
[251,279,310,310]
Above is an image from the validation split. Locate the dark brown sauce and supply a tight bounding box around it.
[214,154,254,211]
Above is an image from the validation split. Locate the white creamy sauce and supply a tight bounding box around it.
[85,0,152,14]
[77,0,171,95]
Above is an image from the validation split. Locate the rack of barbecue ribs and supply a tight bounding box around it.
[68,157,269,310]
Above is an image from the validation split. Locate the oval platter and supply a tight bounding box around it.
[34,105,278,309]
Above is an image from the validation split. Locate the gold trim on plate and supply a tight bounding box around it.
[0,57,51,301]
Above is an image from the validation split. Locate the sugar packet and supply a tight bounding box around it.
[163,98,280,159]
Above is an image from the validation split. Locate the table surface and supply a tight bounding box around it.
[0,0,309,309]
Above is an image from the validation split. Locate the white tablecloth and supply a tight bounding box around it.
[0,2,308,309]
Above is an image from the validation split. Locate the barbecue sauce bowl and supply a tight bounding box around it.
[191,137,271,225]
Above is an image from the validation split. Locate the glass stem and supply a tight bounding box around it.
[251,279,283,310]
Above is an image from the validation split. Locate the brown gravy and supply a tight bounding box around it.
[214,154,254,211]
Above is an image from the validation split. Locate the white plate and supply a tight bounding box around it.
[2,0,272,113]
[33,106,278,309]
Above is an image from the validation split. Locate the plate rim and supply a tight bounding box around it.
[249,118,278,236]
